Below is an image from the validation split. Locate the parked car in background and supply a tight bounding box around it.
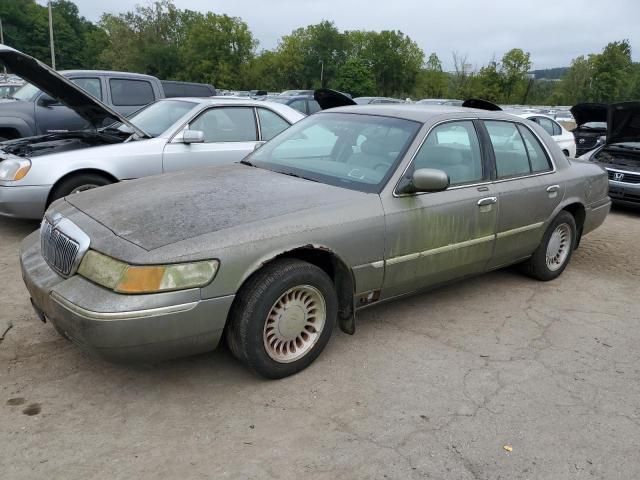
[354,97,404,105]
[280,89,314,97]
[0,45,304,219]
[516,113,576,157]
[267,94,322,115]
[20,89,610,378]
[417,99,464,106]
[571,103,608,157]
[0,46,166,141]
[161,80,216,98]
[0,78,24,98]
[579,102,640,207]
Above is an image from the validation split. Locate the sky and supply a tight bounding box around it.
[58,0,640,71]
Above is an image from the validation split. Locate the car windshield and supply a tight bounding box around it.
[111,100,197,137]
[246,112,421,193]
[11,82,40,101]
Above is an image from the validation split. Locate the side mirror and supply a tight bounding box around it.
[401,168,450,194]
[181,129,205,144]
[38,94,58,107]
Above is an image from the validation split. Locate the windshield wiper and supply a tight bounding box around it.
[278,171,319,183]
[240,159,255,166]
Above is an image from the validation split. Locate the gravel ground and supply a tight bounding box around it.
[1,207,639,480]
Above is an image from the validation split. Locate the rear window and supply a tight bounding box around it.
[109,79,155,106]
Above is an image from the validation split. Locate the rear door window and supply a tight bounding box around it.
[517,125,552,172]
[257,108,290,140]
[109,79,155,106]
[534,116,555,136]
[485,121,531,178]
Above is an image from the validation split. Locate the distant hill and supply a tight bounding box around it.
[530,67,569,80]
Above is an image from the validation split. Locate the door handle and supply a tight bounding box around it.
[546,185,560,193]
[477,196,497,207]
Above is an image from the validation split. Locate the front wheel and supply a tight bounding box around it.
[226,259,337,379]
[520,211,576,281]
[48,174,112,206]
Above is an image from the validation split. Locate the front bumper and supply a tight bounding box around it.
[608,181,640,206]
[20,231,234,362]
[0,184,50,219]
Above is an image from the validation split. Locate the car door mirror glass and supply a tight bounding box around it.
[182,129,205,144]
[404,168,450,193]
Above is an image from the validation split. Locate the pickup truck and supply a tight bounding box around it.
[0,70,216,141]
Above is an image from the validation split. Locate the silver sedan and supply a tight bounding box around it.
[21,101,611,378]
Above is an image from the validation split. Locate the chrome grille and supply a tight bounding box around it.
[41,218,81,276]
[607,169,640,184]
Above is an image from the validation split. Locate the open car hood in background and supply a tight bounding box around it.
[0,44,148,137]
[461,98,502,111]
[570,103,607,127]
[314,89,357,110]
[607,102,640,145]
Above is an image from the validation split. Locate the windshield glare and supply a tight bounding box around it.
[114,100,197,137]
[247,112,421,193]
[11,82,40,101]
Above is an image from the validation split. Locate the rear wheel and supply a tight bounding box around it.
[226,259,337,379]
[520,210,576,281]
[48,174,112,206]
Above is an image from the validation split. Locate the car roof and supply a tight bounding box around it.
[321,104,521,123]
[60,70,159,81]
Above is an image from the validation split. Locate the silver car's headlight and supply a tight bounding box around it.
[0,158,31,181]
[77,250,219,294]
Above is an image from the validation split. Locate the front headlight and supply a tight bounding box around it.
[77,250,219,294]
[0,158,31,181]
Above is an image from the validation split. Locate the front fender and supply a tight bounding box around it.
[0,116,34,138]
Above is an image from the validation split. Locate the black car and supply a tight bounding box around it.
[583,102,640,207]
[571,103,608,157]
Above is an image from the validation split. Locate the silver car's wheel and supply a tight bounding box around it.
[70,184,100,194]
[263,285,326,363]
[545,223,572,271]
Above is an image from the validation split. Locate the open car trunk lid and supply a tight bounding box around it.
[0,44,148,137]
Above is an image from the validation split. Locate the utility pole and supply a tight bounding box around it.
[0,17,5,75]
[320,60,324,88]
[48,1,56,69]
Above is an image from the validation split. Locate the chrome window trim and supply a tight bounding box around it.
[392,117,559,198]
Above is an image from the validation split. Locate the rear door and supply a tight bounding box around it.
[481,120,564,269]
[162,106,259,172]
[381,120,498,298]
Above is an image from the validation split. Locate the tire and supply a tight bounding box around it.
[226,259,337,379]
[48,174,112,206]
[520,210,577,281]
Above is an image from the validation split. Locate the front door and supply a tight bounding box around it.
[163,106,260,173]
[481,120,565,268]
[381,120,498,299]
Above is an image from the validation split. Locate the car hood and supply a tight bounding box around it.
[570,103,607,127]
[0,44,148,137]
[65,163,368,251]
[607,102,640,145]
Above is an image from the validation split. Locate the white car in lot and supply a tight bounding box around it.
[516,113,576,157]
[0,45,304,219]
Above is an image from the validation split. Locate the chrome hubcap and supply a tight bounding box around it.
[546,223,571,271]
[263,285,326,363]
[70,184,100,194]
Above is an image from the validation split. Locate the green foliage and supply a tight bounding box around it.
[333,58,376,97]
[413,53,448,99]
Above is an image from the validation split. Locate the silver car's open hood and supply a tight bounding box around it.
[0,44,148,137]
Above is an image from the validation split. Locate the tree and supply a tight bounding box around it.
[555,55,594,104]
[590,40,633,102]
[333,57,376,97]
[474,60,503,102]
[413,53,448,99]
[500,48,532,102]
